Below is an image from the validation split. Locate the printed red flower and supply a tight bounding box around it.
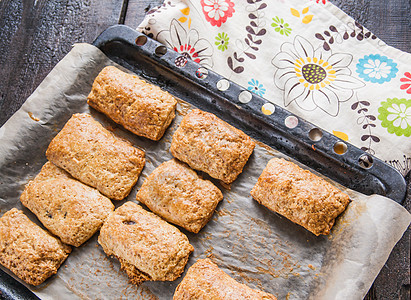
[157,19,214,68]
[200,0,235,27]
[400,72,411,94]
[173,44,200,64]
[312,0,327,4]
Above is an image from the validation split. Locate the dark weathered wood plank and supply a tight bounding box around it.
[123,0,164,28]
[330,1,410,299]
[0,0,125,127]
[330,0,411,53]
[326,3,410,298]
[365,175,410,300]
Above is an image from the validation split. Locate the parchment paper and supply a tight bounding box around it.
[0,43,409,300]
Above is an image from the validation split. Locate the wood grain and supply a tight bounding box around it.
[0,0,124,127]
[327,2,410,299]
[123,0,164,28]
[330,0,411,53]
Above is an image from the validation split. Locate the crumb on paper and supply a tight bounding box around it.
[176,99,191,116]
[255,245,302,279]
[218,264,264,290]
[216,208,229,217]
[219,180,232,190]
[222,230,231,238]
[199,232,213,243]
[28,112,40,122]
[225,195,234,203]
[250,217,273,234]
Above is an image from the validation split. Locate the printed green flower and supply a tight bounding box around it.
[378,98,411,137]
[271,17,292,36]
[215,32,229,52]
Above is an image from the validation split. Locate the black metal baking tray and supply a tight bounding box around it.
[0,24,407,300]
[0,269,39,300]
[93,24,406,204]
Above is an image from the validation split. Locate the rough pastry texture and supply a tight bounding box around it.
[173,258,276,299]
[20,162,115,247]
[46,113,145,200]
[136,159,223,233]
[98,202,194,285]
[170,109,255,184]
[250,158,351,236]
[0,208,71,286]
[87,66,177,141]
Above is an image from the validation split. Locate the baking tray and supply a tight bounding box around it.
[0,25,407,299]
[93,25,406,204]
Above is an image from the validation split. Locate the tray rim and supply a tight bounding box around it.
[0,24,408,300]
[92,24,407,204]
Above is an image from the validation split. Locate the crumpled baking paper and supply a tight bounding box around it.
[0,43,409,300]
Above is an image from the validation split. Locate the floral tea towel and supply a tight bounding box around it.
[138,0,411,176]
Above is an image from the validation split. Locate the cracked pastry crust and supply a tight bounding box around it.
[87,66,177,141]
[98,202,194,285]
[0,208,71,286]
[46,113,145,200]
[170,109,255,184]
[251,158,351,236]
[136,159,223,233]
[173,258,276,299]
[20,161,114,247]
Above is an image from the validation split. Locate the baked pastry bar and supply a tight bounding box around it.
[170,109,255,184]
[0,208,71,286]
[98,201,194,285]
[46,113,145,200]
[173,258,276,299]
[136,159,223,233]
[250,158,351,236]
[20,161,115,247]
[87,66,177,141]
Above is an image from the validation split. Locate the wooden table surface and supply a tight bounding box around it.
[0,0,409,299]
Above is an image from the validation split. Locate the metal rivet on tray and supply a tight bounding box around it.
[238,90,252,104]
[217,79,230,91]
[359,154,374,169]
[155,45,167,56]
[175,56,188,67]
[308,128,323,141]
[262,103,275,115]
[196,67,208,79]
[333,141,348,155]
[285,116,298,129]
[135,35,147,46]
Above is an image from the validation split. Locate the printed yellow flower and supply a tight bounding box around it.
[272,36,364,116]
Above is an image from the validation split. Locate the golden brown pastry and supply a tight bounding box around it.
[170,109,255,184]
[98,202,194,285]
[46,113,145,200]
[173,258,276,299]
[251,158,351,236]
[0,208,71,286]
[87,66,177,141]
[136,159,223,233]
[20,161,114,247]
